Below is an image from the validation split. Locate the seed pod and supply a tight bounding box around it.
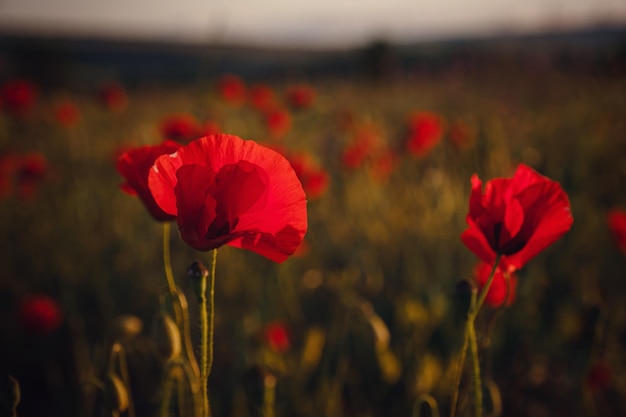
[112,314,143,340]
[152,314,182,360]
[103,373,129,413]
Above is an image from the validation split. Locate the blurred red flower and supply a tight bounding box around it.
[53,100,80,128]
[340,124,381,170]
[160,114,201,143]
[288,153,329,200]
[148,134,307,262]
[98,82,128,112]
[116,140,181,221]
[199,120,221,137]
[0,153,20,198]
[264,321,291,353]
[369,149,397,181]
[474,262,518,307]
[248,83,276,112]
[16,153,48,200]
[586,360,612,391]
[1,79,38,117]
[286,84,316,109]
[461,164,573,272]
[265,108,292,139]
[18,294,63,334]
[448,119,476,149]
[406,111,445,157]
[217,74,246,104]
[607,209,626,254]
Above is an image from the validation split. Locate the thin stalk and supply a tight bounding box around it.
[163,222,177,294]
[200,249,217,417]
[470,255,501,317]
[468,322,482,417]
[449,323,470,417]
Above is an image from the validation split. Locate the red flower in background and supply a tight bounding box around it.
[406,111,445,157]
[288,153,329,200]
[286,84,316,109]
[18,294,63,334]
[474,262,518,307]
[16,153,48,200]
[448,119,476,149]
[53,100,80,128]
[264,321,291,353]
[217,74,246,104]
[98,82,128,112]
[0,153,20,198]
[116,140,181,221]
[1,79,37,116]
[340,124,381,170]
[369,149,397,181]
[461,164,573,272]
[265,108,292,139]
[160,114,201,143]
[586,360,612,391]
[249,83,276,112]
[607,209,626,254]
[148,134,307,262]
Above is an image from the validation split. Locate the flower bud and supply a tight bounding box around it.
[186,261,209,302]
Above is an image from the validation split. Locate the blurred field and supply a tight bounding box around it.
[1,30,626,417]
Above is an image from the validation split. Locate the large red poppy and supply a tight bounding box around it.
[461,164,573,272]
[116,140,182,221]
[148,134,307,262]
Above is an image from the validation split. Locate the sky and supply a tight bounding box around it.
[0,0,625,48]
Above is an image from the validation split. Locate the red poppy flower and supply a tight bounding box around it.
[265,108,292,139]
[474,262,517,307]
[288,153,329,200]
[200,120,221,137]
[17,153,48,200]
[98,82,128,112]
[248,83,276,112]
[406,111,445,157]
[116,140,182,221]
[286,84,316,109]
[217,74,246,104]
[18,294,63,334]
[369,149,397,181]
[0,78,37,116]
[340,126,380,170]
[53,100,80,128]
[0,153,20,198]
[264,321,290,353]
[148,134,307,262]
[160,114,202,143]
[607,209,626,254]
[461,164,573,272]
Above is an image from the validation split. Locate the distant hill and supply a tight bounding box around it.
[0,24,624,88]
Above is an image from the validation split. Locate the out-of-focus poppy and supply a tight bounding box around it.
[116,140,182,221]
[288,153,329,200]
[217,74,246,105]
[265,108,292,139]
[448,119,476,149]
[264,321,291,353]
[148,134,307,263]
[16,153,48,200]
[248,83,276,112]
[18,294,63,335]
[159,114,201,143]
[607,209,626,254]
[98,82,128,112]
[0,79,38,117]
[286,84,316,109]
[461,164,573,272]
[406,111,445,157]
[53,100,80,128]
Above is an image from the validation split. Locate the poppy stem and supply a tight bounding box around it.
[470,255,501,317]
[162,222,176,294]
[200,249,217,417]
[468,321,482,417]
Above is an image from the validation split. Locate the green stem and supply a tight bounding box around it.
[163,222,176,294]
[470,255,501,317]
[200,249,217,417]
[449,323,470,417]
[468,321,482,417]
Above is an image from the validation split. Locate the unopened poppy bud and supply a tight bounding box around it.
[0,374,20,417]
[152,314,182,360]
[187,261,209,302]
[103,373,129,413]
